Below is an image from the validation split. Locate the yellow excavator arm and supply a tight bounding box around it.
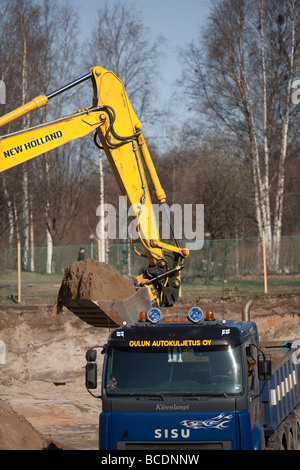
[0,66,189,308]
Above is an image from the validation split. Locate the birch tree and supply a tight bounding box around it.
[20,5,30,270]
[14,0,41,270]
[35,0,81,272]
[0,0,17,245]
[179,0,300,271]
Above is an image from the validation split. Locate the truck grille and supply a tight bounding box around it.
[117,441,232,450]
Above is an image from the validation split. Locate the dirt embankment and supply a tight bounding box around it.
[0,303,107,450]
[0,399,65,450]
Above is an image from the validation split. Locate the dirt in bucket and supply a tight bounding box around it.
[58,259,136,302]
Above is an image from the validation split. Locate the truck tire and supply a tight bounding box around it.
[266,413,299,450]
[295,422,300,450]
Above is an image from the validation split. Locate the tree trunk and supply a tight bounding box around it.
[21,166,29,270]
[45,154,53,274]
[98,148,106,262]
[1,174,14,246]
[29,192,35,272]
[20,9,30,271]
[46,226,53,274]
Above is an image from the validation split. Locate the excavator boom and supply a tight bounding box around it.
[0,108,104,172]
[0,66,189,326]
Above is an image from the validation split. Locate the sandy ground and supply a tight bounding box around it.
[0,291,299,450]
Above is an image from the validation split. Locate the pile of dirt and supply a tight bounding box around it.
[0,399,66,450]
[58,259,136,302]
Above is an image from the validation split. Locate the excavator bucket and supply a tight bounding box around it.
[58,287,152,328]
[57,259,152,328]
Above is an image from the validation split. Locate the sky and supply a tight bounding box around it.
[70,0,211,137]
[71,0,210,82]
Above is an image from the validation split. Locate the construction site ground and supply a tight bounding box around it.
[0,285,300,450]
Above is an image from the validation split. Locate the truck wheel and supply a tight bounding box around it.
[286,413,299,450]
[295,422,300,450]
[266,428,286,450]
[266,414,298,450]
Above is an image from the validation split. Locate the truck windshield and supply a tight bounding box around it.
[105,345,243,397]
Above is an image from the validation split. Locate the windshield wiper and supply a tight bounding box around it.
[183,392,228,399]
[128,393,165,401]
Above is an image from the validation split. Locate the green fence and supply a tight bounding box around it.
[0,236,299,303]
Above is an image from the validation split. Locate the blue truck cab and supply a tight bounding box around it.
[86,306,300,450]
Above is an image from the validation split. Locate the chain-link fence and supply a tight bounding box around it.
[0,236,299,303]
[2,236,298,277]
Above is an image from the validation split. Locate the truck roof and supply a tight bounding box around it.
[107,314,258,349]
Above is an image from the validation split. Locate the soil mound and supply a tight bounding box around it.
[58,259,136,302]
[0,399,65,450]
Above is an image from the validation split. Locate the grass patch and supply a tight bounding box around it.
[0,271,64,303]
[0,271,62,282]
[0,271,299,304]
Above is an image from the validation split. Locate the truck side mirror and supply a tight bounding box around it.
[258,354,272,381]
[86,362,97,389]
[86,348,97,362]
[86,348,98,389]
